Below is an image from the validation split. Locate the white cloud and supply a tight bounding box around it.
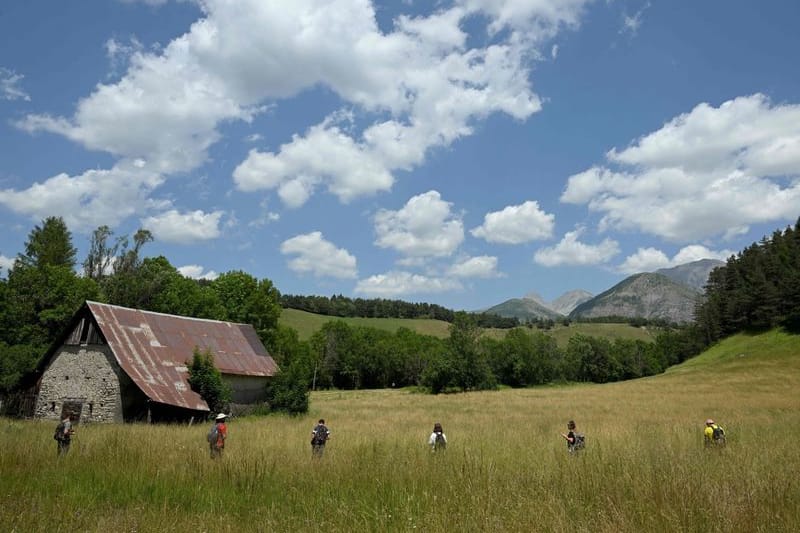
[6,0,592,231]
[355,271,462,297]
[447,255,502,278]
[620,2,650,37]
[0,162,165,231]
[233,121,395,206]
[15,0,584,208]
[1,67,31,101]
[247,200,280,228]
[562,94,800,241]
[618,244,735,274]
[142,209,224,244]
[374,190,464,258]
[471,200,554,244]
[177,264,219,280]
[616,247,670,274]
[533,227,619,266]
[672,245,734,265]
[105,37,145,78]
[280,231,357,279]
[551,44,559,59]
[0,254,15,276]
[459,0,590,38]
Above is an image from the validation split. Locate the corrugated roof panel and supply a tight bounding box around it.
[87,302,278,411]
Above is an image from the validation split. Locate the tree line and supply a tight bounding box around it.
[280,293,519,328]
[296,313,695,393]
[695,217,800,344]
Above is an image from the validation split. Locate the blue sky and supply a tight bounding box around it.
[1,0,799,311]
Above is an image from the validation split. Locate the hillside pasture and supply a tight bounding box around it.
[2,330,798,531]
[279,308,452,339]
[279,308,655,347]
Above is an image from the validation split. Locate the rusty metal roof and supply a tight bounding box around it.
[86,301,278,411]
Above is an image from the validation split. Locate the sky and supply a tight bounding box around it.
[1,0,799,312]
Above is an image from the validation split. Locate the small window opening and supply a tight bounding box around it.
[50,402,56,412]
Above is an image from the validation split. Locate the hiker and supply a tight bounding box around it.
[561,420,585,453]
[209,413,228,459]
[704,418,726,448]
[311,419,331,457]
[54,412,75,457]
[428,422,447,452]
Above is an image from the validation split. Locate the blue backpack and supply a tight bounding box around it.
[207,424,219,445]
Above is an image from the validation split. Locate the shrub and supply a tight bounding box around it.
[186,347,231,415]
[264,358,310,414]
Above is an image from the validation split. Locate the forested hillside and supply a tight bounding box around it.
[695,218,800,342]
[279,293,519,328]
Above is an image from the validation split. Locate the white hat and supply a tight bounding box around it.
[215,413,227,420]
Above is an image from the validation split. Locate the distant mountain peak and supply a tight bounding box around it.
[523,292,547,305]
[570,272,699,323]
[485,297,563,321]
[550,290,593,316]
[655,258,725,291]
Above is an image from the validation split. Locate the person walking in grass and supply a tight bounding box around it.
[561,420,585,453]
[704,418,726,448]
[311,418,331,457]
[209,413,228,459]
[54,412,75,457]
[428,422,447,452]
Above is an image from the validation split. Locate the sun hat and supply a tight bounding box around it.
[216,413,227,420]
[705,418,714,425]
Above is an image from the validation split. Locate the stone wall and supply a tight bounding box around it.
[34,345,124,423]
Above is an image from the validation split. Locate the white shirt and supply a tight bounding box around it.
[428,431,447,447]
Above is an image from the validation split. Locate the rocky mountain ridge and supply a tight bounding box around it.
[484,259,722,323]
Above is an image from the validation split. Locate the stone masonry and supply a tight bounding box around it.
[34,345,124,423]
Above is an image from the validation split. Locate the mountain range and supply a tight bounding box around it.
[484,259,724,323]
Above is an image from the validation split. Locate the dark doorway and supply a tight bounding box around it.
[60,401,83,423]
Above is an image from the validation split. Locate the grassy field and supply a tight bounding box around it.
[2,329,798,532]
[279,308,453,339]
[279,308,654,347]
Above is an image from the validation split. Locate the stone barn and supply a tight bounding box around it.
[34,301,279,423]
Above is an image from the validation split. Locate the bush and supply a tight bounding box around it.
[186,347,231,414]
[264,359,310,414]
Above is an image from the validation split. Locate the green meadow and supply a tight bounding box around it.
[2,330,798,532]
[279,307,654,347]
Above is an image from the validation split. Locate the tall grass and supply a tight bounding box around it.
[2,331,798,531]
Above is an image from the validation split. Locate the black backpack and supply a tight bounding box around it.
[54,422,65,441]
[712,425,726,445]
[313,424,329,445]
[573,432,586,450]
[434,432,446,451]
